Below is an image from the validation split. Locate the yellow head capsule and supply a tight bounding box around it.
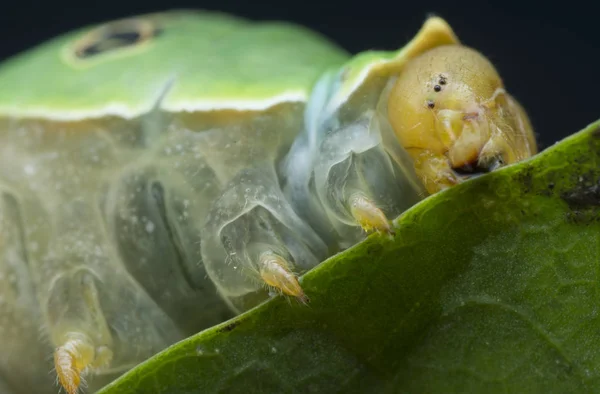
[387,45,537,194]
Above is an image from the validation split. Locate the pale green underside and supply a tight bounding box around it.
[0,10,452,121]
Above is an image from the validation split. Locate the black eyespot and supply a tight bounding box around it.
[427,100,435,109]
[73,18,159,59]
[439,74,447,85]
[434,85,442,92]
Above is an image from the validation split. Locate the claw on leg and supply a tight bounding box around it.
[349,193,394,235]
[259,251,308,304]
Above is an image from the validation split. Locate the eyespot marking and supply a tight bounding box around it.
[427,100,435,109]
[438,74,447,85]
[434,84,442,92]
[72,18,160,59]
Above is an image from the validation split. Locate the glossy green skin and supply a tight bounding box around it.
[0,11,349,119]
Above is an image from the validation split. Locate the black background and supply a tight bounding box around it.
[1,1,597,150]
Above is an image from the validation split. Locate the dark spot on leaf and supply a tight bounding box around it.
[516,166,534,194]
[539,180,556,197]
[564,209,600,225]
[218,319,242,333]
[561,171,600,225]
[560,178,600,208]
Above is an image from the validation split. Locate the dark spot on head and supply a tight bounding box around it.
[439,75,447,85]
[73,18,160,59]
[434,85,442,92]
[427,100,435,109]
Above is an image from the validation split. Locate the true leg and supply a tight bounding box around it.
[201,167,326,310]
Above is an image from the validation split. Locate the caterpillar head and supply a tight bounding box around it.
[388,45,537,193]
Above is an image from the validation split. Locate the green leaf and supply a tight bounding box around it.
[98,120,600,394]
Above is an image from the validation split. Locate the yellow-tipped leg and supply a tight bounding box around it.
[54,334,94,394]
[349,193,394,235]
[54,333,113,394]
[259,251,308,304]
